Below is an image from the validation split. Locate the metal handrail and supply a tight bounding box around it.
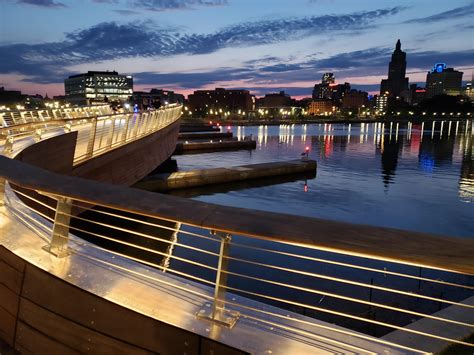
[2,168,473,352]
[0,155,472,274]
[1,104,182,162]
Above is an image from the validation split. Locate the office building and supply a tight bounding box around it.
[380,39,409,97]
[132,89,184,109]
[307,100,337,115]
[425,63,463,98]
[376,94,389,111]
[188,88,255,116]
[0,87,26,105]
[312,73,350,103]
[65,71,133,105]
[341,91,369,110]
[257,91,292,108]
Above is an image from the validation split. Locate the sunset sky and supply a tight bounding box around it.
[0,0,473,98]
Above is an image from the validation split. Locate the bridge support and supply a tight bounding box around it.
[43,196,73,257]
[197,231,239,328]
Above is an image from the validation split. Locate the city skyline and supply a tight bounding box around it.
[0,0,473,98]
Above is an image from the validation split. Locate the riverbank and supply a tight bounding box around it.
[181,115,472,126]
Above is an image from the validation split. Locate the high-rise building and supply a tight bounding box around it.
[376,94,389,111]
[313,73,350,103]
[425,63,463,98]
[380,39,409,97]
[65,71,133,105]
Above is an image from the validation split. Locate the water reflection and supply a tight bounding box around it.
[175,119,474,237]
[459,131,473,202]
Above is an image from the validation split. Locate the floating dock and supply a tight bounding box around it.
[179,124,220,132]
[178,131,233,140]
[134,159,317,192]
[174,139,256,154]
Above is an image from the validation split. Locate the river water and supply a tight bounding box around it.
[173,120,474,238]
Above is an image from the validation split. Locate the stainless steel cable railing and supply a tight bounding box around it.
[1,155,473,353]
[0,104,182,163]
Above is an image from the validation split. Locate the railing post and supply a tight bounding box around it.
[34,128,42,142]
[43,196,73,257]
[0,176,5,207]
[86,117,98,158]
[197,231,239,328]
[3,135,14,155]
[106,118,115,148]
[122,114,131,142]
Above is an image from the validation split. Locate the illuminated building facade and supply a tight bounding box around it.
[188,88,255,116]
[307,100,337,115]
[380,39,409,97]
[425,63,463,98]
[65,71,133,105]
[312,73,350,103]
[464,80,474,101]
[376,94,388,111]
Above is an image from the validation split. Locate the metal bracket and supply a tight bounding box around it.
[196,230,240,328]
[196,302,240,328]
[43,196,73,258]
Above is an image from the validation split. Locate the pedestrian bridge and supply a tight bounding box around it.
[0,107,473,354]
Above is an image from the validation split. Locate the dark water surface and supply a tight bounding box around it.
[173,120,474,238]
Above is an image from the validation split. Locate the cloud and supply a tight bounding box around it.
[113,9,141,15]
[404,5,474,23]
[131,0,228,11]
[0,6,404,83]
[16,0,66,7]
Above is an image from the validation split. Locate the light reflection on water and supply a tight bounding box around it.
[173,120,474,238]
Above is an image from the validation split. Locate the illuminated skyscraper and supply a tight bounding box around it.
[380,39,409,97]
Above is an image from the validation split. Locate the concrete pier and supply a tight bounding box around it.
[174,139,256,154]
[178,132,233,140]
[134,159,317,191]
